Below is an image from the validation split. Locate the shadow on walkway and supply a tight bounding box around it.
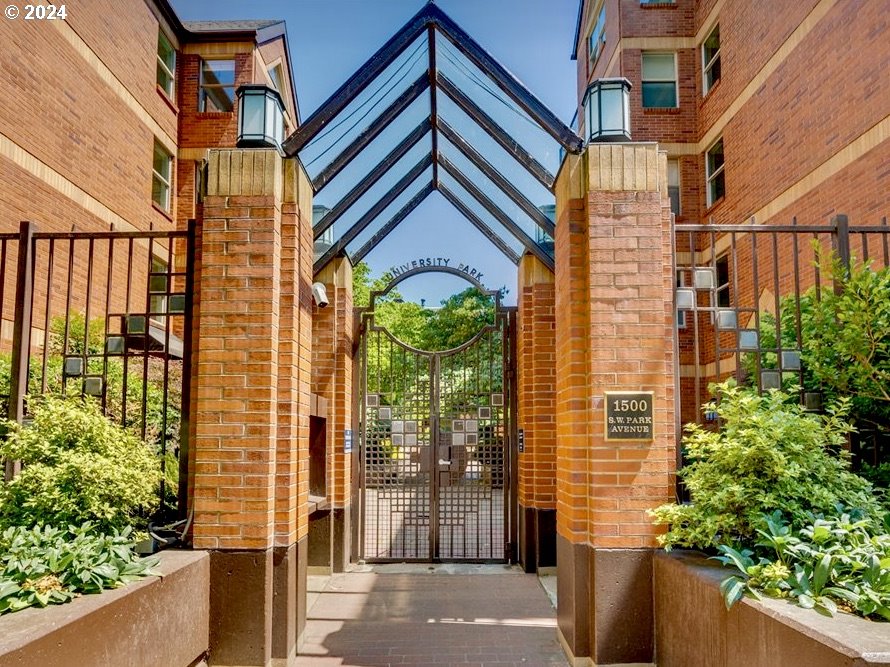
[296,564,568,667]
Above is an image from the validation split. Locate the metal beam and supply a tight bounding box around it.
[439,156,553,270]
[437,73,555,191]
[312,74,430,192]
[426,3,583,154]
[428,25,440,185]
[437,118,554,237]
[313,155,433,274]
[351,181,436,265]
[314,118,431,240]
[438,185,521,265]
[282,5,431,156]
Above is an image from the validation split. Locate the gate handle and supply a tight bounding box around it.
[438,459,452,465]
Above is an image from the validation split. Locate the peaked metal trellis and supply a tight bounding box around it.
[284,2,583,275]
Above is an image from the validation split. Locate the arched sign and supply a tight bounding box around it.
[367,258,498,311]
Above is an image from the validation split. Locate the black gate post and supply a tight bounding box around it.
[177,219,197,520]
[5,220,35,481]
[832,213,851,292]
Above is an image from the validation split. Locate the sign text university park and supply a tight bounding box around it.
[386,257,484,283]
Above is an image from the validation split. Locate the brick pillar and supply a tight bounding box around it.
[309,257,353,573]
[554,144,676,665]
[516,253,557,572]
[192,149,312,667]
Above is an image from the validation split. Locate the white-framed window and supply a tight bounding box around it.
[152,140,173,212]
[715,254,730,307]
[588,4,607,67]
[705,137,725,207]
[156,31,176,98]
[641,52,678,108]
[199,59,236,112]
[667,158,680,217]
[702,24,721,95]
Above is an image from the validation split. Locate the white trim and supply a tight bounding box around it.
[704,136,725,207]
[156,30,176,99]
[701,23,721,95]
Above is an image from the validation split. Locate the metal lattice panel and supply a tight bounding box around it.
[358,311,512,562]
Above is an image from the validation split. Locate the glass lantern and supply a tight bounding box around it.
[236,84,285,149]
[583,78,632,143]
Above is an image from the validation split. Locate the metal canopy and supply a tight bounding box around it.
[292,2,578,275]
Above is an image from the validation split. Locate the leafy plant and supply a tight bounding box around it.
[0,397,161,532]
[0,523,158,614]
[743,252,890,430]
[650,382,881,550]
[714,510,890,620]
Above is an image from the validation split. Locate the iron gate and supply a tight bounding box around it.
[357,304,515,562]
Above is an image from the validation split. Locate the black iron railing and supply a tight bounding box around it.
[1,220,195,521]
[672,214,890,468]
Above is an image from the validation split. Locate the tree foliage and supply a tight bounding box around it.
[745,252,890,428]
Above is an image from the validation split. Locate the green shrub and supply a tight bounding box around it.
[650,382,881,550]
[0,397,160,532]
[714,510,890,620]
[0,523,158,614]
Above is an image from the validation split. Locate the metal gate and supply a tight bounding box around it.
[357,303,516,562]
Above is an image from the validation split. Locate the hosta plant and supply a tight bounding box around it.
[714,511,890,620]
[0,523,159,614]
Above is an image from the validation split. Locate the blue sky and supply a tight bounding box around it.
[173,0,580,305]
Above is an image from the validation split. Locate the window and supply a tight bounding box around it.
[702,24,721,94]
[156,31,176,98]
[705,137,725,207]
[588,4,607,67]
[152,140,172,212]
[715,255,730,307]
[676,270,687,328]
[268,64,284,93]
[149,256,168,317]
[641,52,677,108]
[667,159,680,217]
[199,59,236,112]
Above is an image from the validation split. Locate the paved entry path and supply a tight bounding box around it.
[296,564,569,667]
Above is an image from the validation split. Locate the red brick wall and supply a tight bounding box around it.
[517,255,556,510]
[0,7,177,234]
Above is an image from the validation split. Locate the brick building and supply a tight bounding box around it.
[574,0,889,229]
[0,0,299,360]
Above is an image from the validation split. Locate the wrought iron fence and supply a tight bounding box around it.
[1,220,195,521]
[673,214,890,468]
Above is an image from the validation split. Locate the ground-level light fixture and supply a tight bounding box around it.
[583,78,632,143]
[237,84,285,149]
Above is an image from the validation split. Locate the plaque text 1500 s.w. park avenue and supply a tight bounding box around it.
[604,391,655,442]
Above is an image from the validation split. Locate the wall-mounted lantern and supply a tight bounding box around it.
[583,77,632,143]
[237,84,285,149]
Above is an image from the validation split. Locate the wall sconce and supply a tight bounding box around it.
[583,77,632,143]
[237,84,285,149]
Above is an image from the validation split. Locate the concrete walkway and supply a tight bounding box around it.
[296,564,569,667]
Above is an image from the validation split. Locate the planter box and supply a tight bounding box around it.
[0,549,209,667]
[655,550,890,667]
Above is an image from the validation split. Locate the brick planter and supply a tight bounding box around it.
[655,550,890,667]
[0,550,209,667]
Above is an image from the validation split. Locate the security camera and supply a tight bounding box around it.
[312,282,329,308]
